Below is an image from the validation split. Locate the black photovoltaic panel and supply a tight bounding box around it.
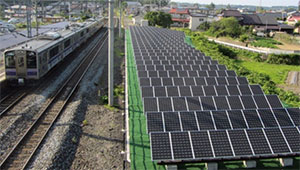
[281,127,300,152]
[239,85,253,95]
[158,98,172,112]
[142,87,153,97]
[266,95,283,108]
[144,98,158,112]
[286,108,300,126]
[258,109,278,127]
[167,87,180,97]
[240,96,257,109]
[186,97,202,111]
[214,96,230,110]
[250,85,264,94]
[201,97,216,110]
[155,87,166,97]
[227,110,248,129]
[212,111,232,129]
[164,112,181,131]
[191,131,214,158]
[180,112,199,131]
[215,86,229,96]
[246,129,272,155]
[173,97,187,111]
[203,86,216,96]
[147,112,164,132]
[264,128,291,153]
[253,95,270,109]
[227,96,243,110]
[209,131,233,157]
[243,110,263,128]
[151,133,172,160]
[191,86,204,96]
[171,132,193,159]
[196,111,215,130]
[273,109,294,127]
[179,86,192,96]
[227,86,240,96]
[228,130,253,156]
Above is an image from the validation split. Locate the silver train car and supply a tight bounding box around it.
[3,18,105,83]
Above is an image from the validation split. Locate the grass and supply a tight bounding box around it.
[237,60,300,85]
[126,29,165,170]
[250,37,282,49]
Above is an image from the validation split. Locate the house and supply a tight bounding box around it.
[169,8,190,27]
[126,1,142,15]
[220,10,243,21]
[189,6,216,16]
[189,14,207,31]
[4,5,27,19]
[287,14,300,25]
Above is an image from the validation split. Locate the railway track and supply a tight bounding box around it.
[0,30,108,170]
[0,90,27,117]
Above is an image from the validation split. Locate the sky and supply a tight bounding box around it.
[171,0,298,7]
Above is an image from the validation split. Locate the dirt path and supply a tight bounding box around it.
[279,71,300,96]
[70,29,126,170]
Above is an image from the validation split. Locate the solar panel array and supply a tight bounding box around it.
[129,26,300,163]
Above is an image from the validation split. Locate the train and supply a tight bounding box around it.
[3,18,105,84]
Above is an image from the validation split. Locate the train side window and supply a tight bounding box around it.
[27,51,37,68]
[5,51,15,68]
[86,28,89,33]
[64,39,71,48]
[80,31,84,37]
[49,46,59,59]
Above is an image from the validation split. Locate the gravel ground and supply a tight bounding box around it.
[0,31,104,162]
[28,29,126,170]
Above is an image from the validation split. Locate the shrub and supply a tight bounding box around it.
[267,54,300,65]
[182,29,300,107]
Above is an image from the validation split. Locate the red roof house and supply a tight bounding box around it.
[169,8,190,26]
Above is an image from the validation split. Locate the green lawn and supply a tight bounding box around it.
[237,60,300,85]
[126,29,165,170]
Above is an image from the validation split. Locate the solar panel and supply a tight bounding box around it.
[228,130,253,156]
[209,131,233,157]
[171,132,193,159]
[151,133,172,160]
[130,26,300,163]
[180,112,199,131]
[164,112,181,131]
[212,111,232,129]
[191,131,214,158]
[147,112,164,132]
[246,129,272,155]
[264,128,291,153]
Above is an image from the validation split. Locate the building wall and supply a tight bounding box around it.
[189,16,207,31]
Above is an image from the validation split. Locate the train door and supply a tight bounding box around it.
[15,50,27,77]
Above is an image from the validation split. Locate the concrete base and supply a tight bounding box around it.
[205,162,218,170]
[165,165,177,170]
[243,160,257,168]
[279,158,293,167]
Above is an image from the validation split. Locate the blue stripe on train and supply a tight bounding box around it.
[6,71,16,76]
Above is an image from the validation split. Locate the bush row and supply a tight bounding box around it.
[181,29,300,107]
[267,54,300,65]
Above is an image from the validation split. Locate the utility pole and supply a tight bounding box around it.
[26,0,32,38]
[119,0,122,38]
[35,0,39,37]
[108,0,114,106]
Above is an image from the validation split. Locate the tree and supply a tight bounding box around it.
[144,11,173,28]
[206,2,215,10]
[295,21,300,28]
[208,17,242,38]
[197,21,211,31]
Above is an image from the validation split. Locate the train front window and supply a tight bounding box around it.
[5,51,15,68]
[27,51,37,68]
